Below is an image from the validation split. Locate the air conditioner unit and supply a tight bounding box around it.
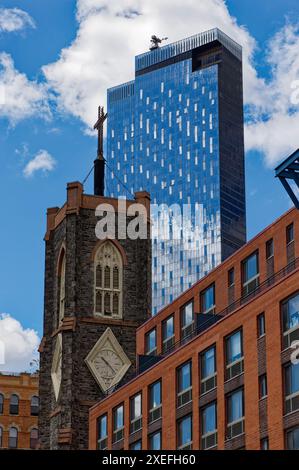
[113,428,124,443]
[98,437,107,450]
[227,419,244,440]
[283,326,299,349]
[242,277,259,297]
[177,388,192,408]
[163,336,175,353]
[201,374,217,394]
[201,431,217,450]
[130,417,142,434]
[226,359,244,381]
[285,394,299,414]
[149,406,162,423]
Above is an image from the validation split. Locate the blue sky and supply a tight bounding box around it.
[0,0,299,370]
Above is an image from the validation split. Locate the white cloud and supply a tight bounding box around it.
[0,314,39,373]
[0,52,50,124]
[0,7,35,33]
[0,52,50,125]
[43,0,258,129]
[23,149,56,177]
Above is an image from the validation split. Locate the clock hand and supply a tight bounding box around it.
[100,355,117,374]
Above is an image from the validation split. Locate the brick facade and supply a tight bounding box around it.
[89,207,299,450]
[39,182,152,449]
[0,373,39,449]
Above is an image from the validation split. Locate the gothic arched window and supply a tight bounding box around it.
[94,241,123,318]
[58,248,66,326]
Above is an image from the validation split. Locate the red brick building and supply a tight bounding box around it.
[0,373,39,450]
[89,207,299,450]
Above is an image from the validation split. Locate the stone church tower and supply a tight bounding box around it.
[38,179,151,449]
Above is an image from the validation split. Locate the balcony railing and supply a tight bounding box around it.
[104,257,299,397]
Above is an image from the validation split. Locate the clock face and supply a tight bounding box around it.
[94,348,124,388]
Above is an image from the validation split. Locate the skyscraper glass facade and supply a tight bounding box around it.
[106,29,246,314]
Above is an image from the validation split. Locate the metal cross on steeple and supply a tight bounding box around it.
[94,105,107,160]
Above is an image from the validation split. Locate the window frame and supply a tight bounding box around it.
[8,427,18,449]
[149,380,162,413]
[177,414,193,450]
[200,283,216,314]
[9,394,19,416]
[242,251,259,291]
[201,401,217,438]
[257,313,266,338]
[266,239,274,260]
[225,329,244,367]
[148,431,162,450]
[200,345,217,382]
[30,395,39,416]
[259,374,268,399]
[226,388,245,428]
[145,328,157,355]
[177,361,192,395]
[286,223,294,245]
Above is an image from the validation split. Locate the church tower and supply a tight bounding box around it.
[38,109,151,449]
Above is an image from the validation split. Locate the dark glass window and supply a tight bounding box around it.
[226,330,243,365]
[287,427,299,450]
[227,389,244,424]
[9,427,18,449]
[149,381,161,410]
[113,404,124,432]
[201,346,216,380]
[266,239,274,259]
[228,268,235,287]
[282,293,299,332]
[242,252,259,284]
[30,428,38,449]
[162,315,174,341]
[181,301,194,328]
[285,363,299,397]
[201,402,217,436]
[259,374,268,399]
[0,394,3,414]
[177,415,192,449]
[201,284,215,314]
[177,361,192,393]
[98,414,107,441]
[31,396,39,416]
[257,313,266,337]
[287,223,294,245]
[130,393,142,421]
[130,440,142,450]
[261,438,269,450]
[146,329,157,354]
[0,427,2,448]
[149,431,161,450]
[10,394,19,415]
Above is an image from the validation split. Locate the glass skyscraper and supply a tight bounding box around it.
[106,28,246,314]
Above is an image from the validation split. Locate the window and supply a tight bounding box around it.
[94,241,123,318]
[0,394,3,414]
[145,329,157,355]
[98,414,107,450]
[31,396,39,416]
[286,427,299,450]
[261,438,269,450]
[0,427,2,448]
[177,361,192,407]
[266,239,274,259]
[9,427,18,449]
[149,381,161,422]
[242,251,259,296]
[181,301,194,340]
[149,431,161,450]
[30,428,38,449]
[130,393,142,433]
[201,402,217,449]
[162,315,174,352]
[284,362,299,414]
[226,389,245,439]
[201,284,215,314]
[10,394,19,415]
[113,404,124,443]
[130,440,142,450]
[177,415,192,449]
[287,223,294,245]
[259,374,268,399]
[200,346,217,394]
[58,248,66,325]
[257,313,266,337]
[228,268,235,287]
[225,330,244,380]
[282,293,299,349]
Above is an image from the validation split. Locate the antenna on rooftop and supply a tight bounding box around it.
[149,35,168,51]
